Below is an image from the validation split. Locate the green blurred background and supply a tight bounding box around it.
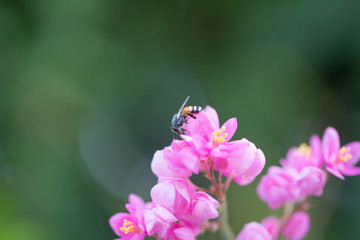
[0,0,360,239]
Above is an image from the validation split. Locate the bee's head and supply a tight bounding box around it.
[171,114,186,135]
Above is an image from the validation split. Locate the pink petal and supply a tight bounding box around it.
[212,156,229,171]
[322,127,340,163]
[184,106,219,140]
[173,180,191,214]
[228,139,255,174]
[110,213,143,237]
[163,140,200,177]
[325,165,345,180]
[173,227,196,240]
[153,205,177,222]
[233,176,254,186]
[151,150,183,178]
[109,213,128,236]
[196,191,219,209]
[151,178,192,216]
[233,149,266,186]
[236,222,272,240]
[182,134,212,158]
[282,211,310,240]
[128,194,145,209]
[214,139,250,159]
[281,147,313,171]
[340,165,360,176]
[245,149,266,178]
[126,235,145,240]
[220,118,238,142]
[297,166,326,198]
[204,106,220,130]
[125,202,144,220]
[150,181,176,213]
[344,142,360,166]
[261,216,280,239]
[180,152,200,174]
[310,134,323,166]
[256,167,297,209]
[191,192,219,224]
[192,199,219,223]
[144,205,177,238]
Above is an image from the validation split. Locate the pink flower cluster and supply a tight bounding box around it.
[237,126,360,240]
[109,106,266,239]
[153,106,265,186]
[110,179,218,240]
[237,212,310,240]
[257,127,360,210]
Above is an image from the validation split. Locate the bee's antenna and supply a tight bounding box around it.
[177,96,190,118]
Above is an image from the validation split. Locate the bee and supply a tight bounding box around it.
[171,96,203,136]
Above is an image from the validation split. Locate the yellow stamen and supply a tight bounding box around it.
[214,136,225,143]
[339,146,352,162]
[120,219,137,235]
[212,127,228,144]
[212,130,222,136]
[296,143,311,156]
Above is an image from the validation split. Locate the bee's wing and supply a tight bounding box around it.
[177,96,190,118]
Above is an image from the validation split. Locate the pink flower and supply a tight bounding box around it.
[221,139,266,185]
[280,135,323,171]
[151,151,183,178]
[189,191,219,225]
[150,177,219,237]
[257,164,326,208]
[322,127,360,180]
[151,140,200,179]
[282,211,310,240]
[164,224,196,240]
[184,106,265,181]
[171,191,219,235]
[109,194,147,240]
[236,222,272,240]
[150,177,194,216]
[296,166,326,199]
[183,106,240,168]
[257,166,297,209]
[162,140,200,177]
[261,216,280,239]
[110,194,178,240]
[143,204,177,238]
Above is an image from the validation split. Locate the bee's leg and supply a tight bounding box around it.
[180,128,186,135]
[186,113,197,119]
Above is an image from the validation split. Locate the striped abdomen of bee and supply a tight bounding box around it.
[182,106,203,119]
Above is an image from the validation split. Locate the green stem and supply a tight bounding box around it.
[218,198,235,240]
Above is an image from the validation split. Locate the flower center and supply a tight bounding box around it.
[212,126,228,144]
[296,143,311,157]
[120,219,137,235]
[339,146,352,162]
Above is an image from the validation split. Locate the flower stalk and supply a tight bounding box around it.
[218,198,235,240]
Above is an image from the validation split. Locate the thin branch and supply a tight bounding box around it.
[218,198,235,240]
[187,180,212,194]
